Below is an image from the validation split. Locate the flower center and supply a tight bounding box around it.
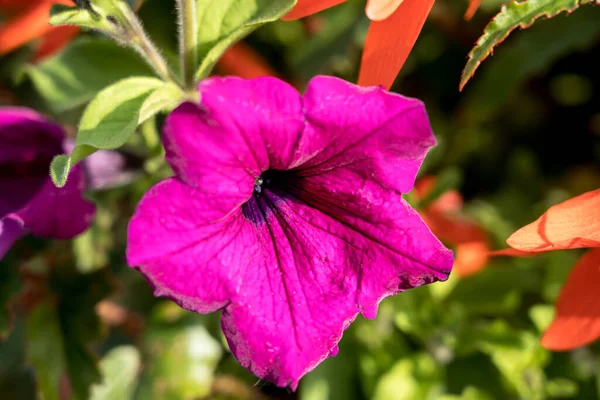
[242,169,297,224]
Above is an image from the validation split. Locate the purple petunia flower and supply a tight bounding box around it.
[127,76,453,388]
[0,107,95,259]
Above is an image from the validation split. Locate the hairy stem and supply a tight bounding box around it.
[177,0,198,89]
[118,3,181,85]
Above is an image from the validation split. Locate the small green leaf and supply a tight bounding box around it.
[26,38,154,113]
[460,0,599,90]
[27,305,66,400]
[142,324,222,398]
[373,353,443,400]
[138,82,185,124]
[90,346,141,400]
[194,0,297,80]
[50,77,163,187]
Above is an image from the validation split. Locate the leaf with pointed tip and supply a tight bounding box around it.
[49,77,164,187]
[460,0,599,90]
[194,0,297,80]
[26,38,154,113]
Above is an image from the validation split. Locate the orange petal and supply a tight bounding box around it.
[282,0,347,21]
[422,209,487,245]
[217,42,278,79]
[542,248,600,351]
[358,0,435,89]
[0,0,39,13]
[454,241,489,277]
[507,189,600,252]
[464,0,483,20]
[365,0,404,21]
[0,0,55,55]
[33,26,79,61]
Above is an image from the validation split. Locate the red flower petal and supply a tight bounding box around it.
[358,0,435,89]
[216,43,278,79]
[464,0,482,20]
[33,26,79,62]
[454,241,489,278]
[507,189,600,252]
[0,0,55,55]
[542,248,600,351]
[282,0,347,21]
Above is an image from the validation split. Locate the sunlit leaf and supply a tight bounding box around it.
[461,6,600,123]
[49,77,164,187]
[141,323,222,398]
[460,0,599,90]
[373,353,443,400]
[90,346,141,400]
[194,0,297,80]
[26,38,154,113]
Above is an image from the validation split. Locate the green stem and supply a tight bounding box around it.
[177,0,198,89]
[118,3,181,86]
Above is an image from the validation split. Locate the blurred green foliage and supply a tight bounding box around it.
[1,0,600,399]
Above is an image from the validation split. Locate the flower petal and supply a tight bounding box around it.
[0,107,63,163]
[127,178,239,313]
[9,164,95,239]
[0,107,95,239]
[217,42,278,78]
[33,26,79,62]
[0,217,24,259]
[506,189,600,252]
[299,75,436,193]
[358,0,435,89]
[163,77,304,214]
[128,177,451,388]
[365,0,404,22]
[542,248,600,351]
[0,0,54,55]
[464,0,483,20]
[282,0,347,21]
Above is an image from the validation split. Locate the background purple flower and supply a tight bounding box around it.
[0,107,95,259]
[127,76,453,388]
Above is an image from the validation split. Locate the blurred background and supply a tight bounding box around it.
[1,0,599,398]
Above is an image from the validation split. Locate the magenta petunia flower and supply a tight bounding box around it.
[0,107,95,259]
[127,76,453,388]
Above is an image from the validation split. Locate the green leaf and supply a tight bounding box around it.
[373,353,443,400]
[138,82,185,124]
[26,305,66,400]
[142,324,222,398]
[90,346,141,400]
[476,321,549,399]
[460,0,599,90]
[460,6,600,123]
[53,269,114,400]
[26,38,154,113]
[194,0,297,80]
[50,77,164,187]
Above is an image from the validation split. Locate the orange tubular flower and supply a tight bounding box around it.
[284,0,434,89]
[495,189,600,350]
[0,0,78,61]
[284,0,483,89]
[416,176,490,278]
